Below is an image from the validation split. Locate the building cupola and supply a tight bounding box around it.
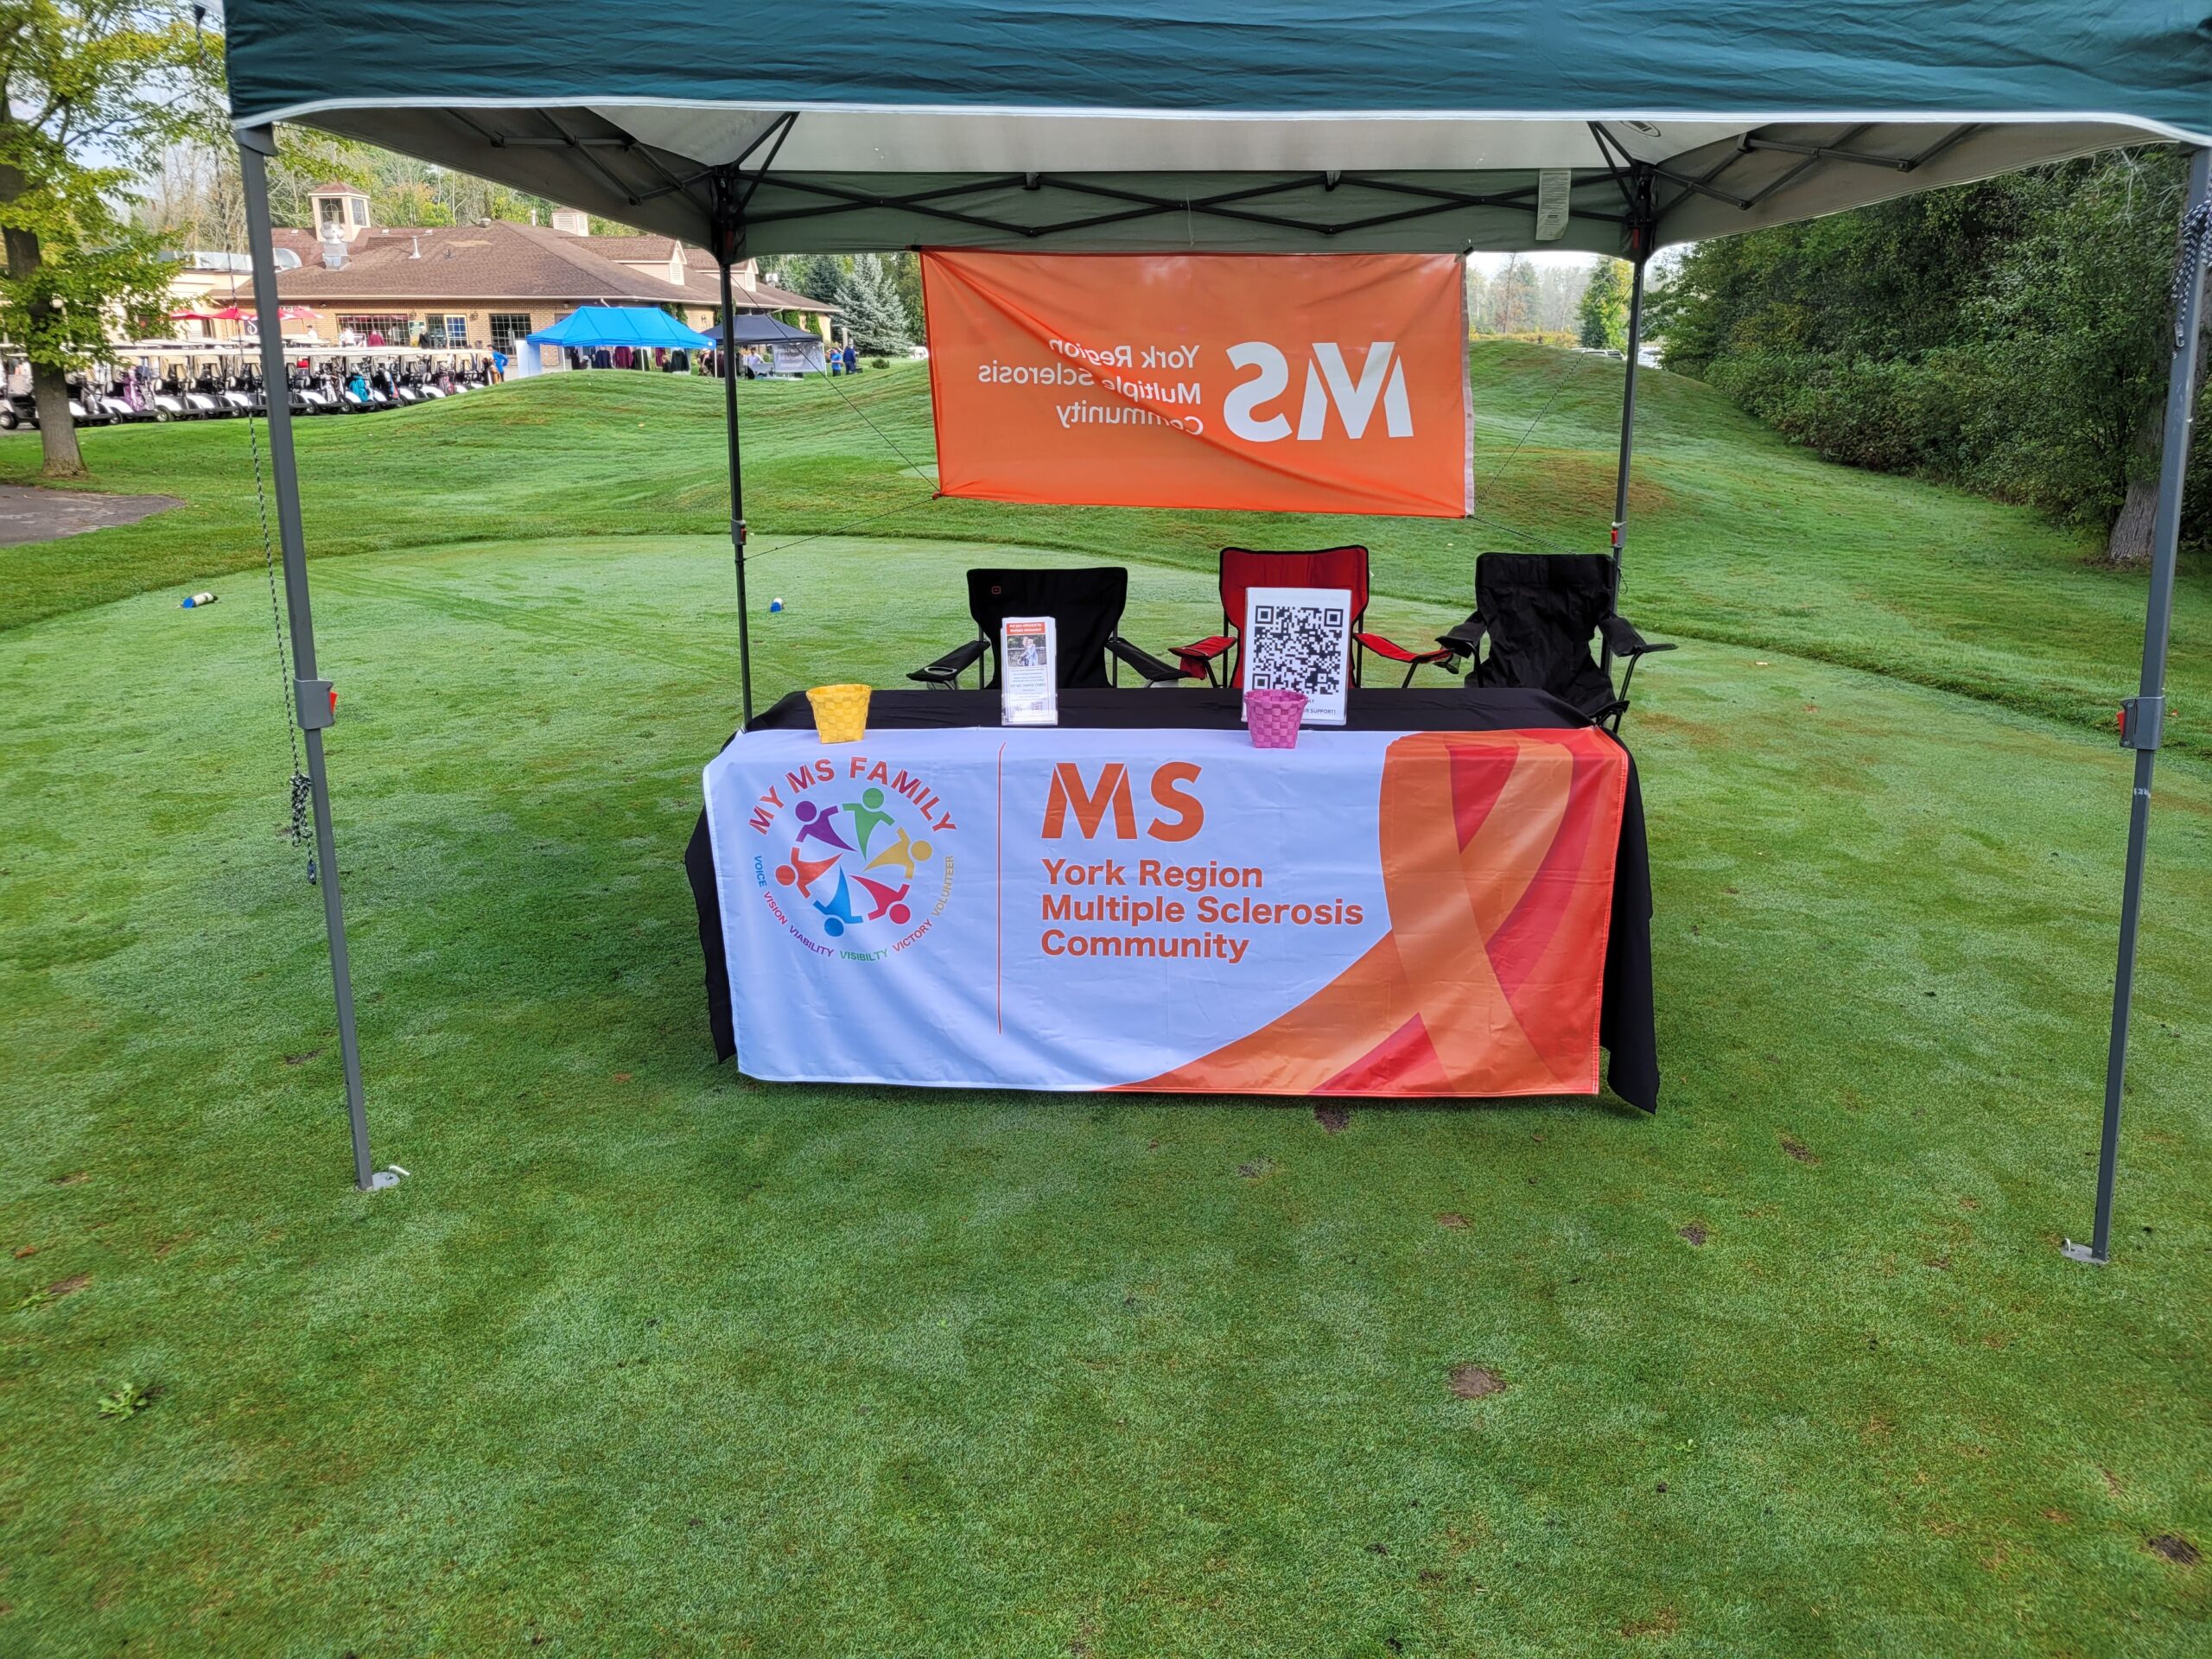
[308,181,372,245]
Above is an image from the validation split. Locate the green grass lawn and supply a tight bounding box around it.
[3,356,2209,1655]
[3,348,2207,755]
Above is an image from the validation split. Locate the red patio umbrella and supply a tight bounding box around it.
[201,303,320,322]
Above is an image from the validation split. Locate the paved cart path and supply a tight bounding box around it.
[0,482,180,546]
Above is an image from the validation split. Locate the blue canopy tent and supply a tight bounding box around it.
[524,305,714,351]
[223,2,2209,1265]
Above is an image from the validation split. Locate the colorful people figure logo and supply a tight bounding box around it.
[811,871,864,937]
[775,785,938,944]
[846,787,896,856]
[792,799,853,850]
[775,847,839,898]
[853,874,912,925]
[865,825,933,881]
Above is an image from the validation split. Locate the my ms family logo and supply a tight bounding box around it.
[747,754,957,960]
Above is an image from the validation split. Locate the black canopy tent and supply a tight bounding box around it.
[695,312,822,346]
[223,3,2210,1263]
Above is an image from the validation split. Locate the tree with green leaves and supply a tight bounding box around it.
[836,251,913,356]
[1649,148,2202,563]
[882,249,923,336]
[1489,253,1537,335]
[1463,261,1489,338]
[1578,257,1632,353]
[2,2,219,477]
[772,251,846,311]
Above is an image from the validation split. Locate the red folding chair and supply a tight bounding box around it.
[1167,546,1460,689]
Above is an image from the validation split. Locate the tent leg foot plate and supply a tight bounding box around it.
[2059,1238,2106,1266]
[365,1166,407,1192]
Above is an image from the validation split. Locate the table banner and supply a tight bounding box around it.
[702,724,1627,1096]
[920,250,1473,518]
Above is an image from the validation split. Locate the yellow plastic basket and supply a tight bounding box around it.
[805,683,872,744]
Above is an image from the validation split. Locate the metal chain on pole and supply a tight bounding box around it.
[189,3,311,879]
[226,178,318,885]
[245,408,315,880]
[254,407,321,885]
[2169,197,2210,350]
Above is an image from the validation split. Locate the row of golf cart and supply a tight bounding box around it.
[0,341,499,432]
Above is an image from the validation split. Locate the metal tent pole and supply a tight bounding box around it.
[1605,181,1653,677]
[2063,145,2211,1266]
[238,127,392,1194]
[1611,257,1648,559]
[713,181,755,727]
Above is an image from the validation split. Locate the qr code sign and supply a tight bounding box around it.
[1248,601,1348,696]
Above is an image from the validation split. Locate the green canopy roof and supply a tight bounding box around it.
[226,2,2210,255]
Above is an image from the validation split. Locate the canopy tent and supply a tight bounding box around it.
[222,1,2210,1266]
[224,3,2207,255]
[695,313,821,346]
[524,305,714,350]
[695,311,828,375]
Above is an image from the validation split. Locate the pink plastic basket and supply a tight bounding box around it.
[1246,688,1308,748]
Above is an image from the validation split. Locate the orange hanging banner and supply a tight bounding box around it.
[919,251,1473,518]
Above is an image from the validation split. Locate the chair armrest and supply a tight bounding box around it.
[1436,611,1487,656]
[1352,630,1454,664]
[907,637,988,686]
[1170,633,1234,682]
[1106,634,1185,684]
[1597,613,1674,657]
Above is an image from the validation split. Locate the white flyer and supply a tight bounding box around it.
[1243,586,1351,726]
[1000,615,1058,726]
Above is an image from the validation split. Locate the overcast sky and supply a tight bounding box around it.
[1464,251,1618,276]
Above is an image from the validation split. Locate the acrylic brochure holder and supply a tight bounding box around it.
[1001,615,1058,726]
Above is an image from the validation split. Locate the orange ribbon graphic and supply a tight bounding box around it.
[1129,728,1626,1096]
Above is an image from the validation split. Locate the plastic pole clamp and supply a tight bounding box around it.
[295,677,335,731]
[2119,695,2164,752]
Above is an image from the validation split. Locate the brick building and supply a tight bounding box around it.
[179,181,836,359]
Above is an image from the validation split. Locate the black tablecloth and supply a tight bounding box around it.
[686,687,1658,1110]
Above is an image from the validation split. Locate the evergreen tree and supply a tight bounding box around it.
[837,251,914,355]
[1578,257,1633,352]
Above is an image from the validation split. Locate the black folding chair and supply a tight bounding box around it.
[909,567,1185,690]
[1438,552,1675,732]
